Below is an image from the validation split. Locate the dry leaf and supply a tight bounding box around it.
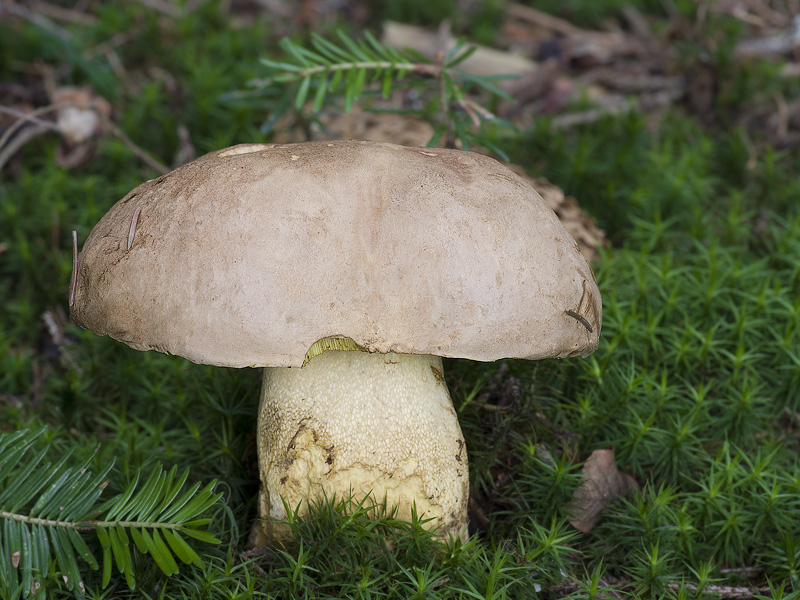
[567,448,639,533]
[50,86,112,169]
[173,124,196,166]
[51,86,111,145]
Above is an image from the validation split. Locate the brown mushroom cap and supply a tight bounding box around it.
[70,140,601,368]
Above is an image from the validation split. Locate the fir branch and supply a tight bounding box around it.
[231,30,516,153]
[251,58,439,89]
[0,428,223,596]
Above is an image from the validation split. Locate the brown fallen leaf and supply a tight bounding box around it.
[567,448,638,533]
[51,86,111,168]
[51,86,111,146]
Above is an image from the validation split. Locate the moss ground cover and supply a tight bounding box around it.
[2,2,800,597]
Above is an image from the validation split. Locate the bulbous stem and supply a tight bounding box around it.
[254,350,469,541]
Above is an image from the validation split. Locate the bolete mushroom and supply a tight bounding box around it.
[70,140,601,542]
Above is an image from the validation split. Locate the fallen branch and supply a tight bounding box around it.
[0,102,169,174]
[506,3,585,37]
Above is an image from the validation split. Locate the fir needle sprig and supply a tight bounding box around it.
[230,29,516,157]
[0,428,222,596]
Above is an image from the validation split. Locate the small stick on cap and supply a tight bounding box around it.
[69,230,78,307]
[127,207,141,250]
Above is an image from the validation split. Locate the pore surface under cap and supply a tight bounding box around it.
[71,140,601,367]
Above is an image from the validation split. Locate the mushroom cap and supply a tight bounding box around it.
[70,140,601,368]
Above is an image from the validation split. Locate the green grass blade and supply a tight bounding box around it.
[312,32,353,62]
[0,446,49,509]
[99,540,112,587]
[445,41,477,67]
[363,29,390,61]
[329,67,344,92]
[129,526,148,554]
[142,528,179,576]
[18,519,32,597]
[312,75,328,112]
[162,529,202,567]
[29,459,76,517]
[30,523,48,597]
[61,461,114,521]
[66,527,98,570]
[450,71,515,101]
[108,526,129,576]
[294,44,331,66]
[1,520,19,595]
[159,481,202,522]
[180,527,220,545]
[133,468,170,523]
[105,472,141,521]
[336,30,369,62]
[280,37,312,67]
[121,465,164,521]
[294,75,312,110]
[381,69,393,99]
[0,429,45,480]
[50,526,78,591]
[169,482,220,523]
[353,67,367,102]
[152,466,188,519]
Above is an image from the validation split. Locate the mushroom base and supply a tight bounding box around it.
[254,350,469,542]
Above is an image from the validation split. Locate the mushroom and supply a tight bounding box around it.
[70,140,601,542]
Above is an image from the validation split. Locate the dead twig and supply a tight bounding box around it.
[25,0,97,26]
[135,0,183,17]
[472,401,511,413]
[0,103,75,160]
[667,581,770,598]
[735,15,800,57]
[774,92,789,139]
[506,3,585,37]
[468,497,491,530]
[621,5,653,38]
[719,565,764,577]
[0,105,61,132]
[42,309,81,374]
[238,549,269,577]
[70,231,78,308]
[739,127,759,170]
[2,1,72,40]
[0,102,170,174]
[133,0,206,18]
[0,121,52,171]
[102,116,169,174]
[783,62,800,76]
[743,0,791,27]
[0,104,61,171]
[550,97,636,129]
[554,574,771,598]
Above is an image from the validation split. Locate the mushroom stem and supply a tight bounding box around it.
[255,350,469,541]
